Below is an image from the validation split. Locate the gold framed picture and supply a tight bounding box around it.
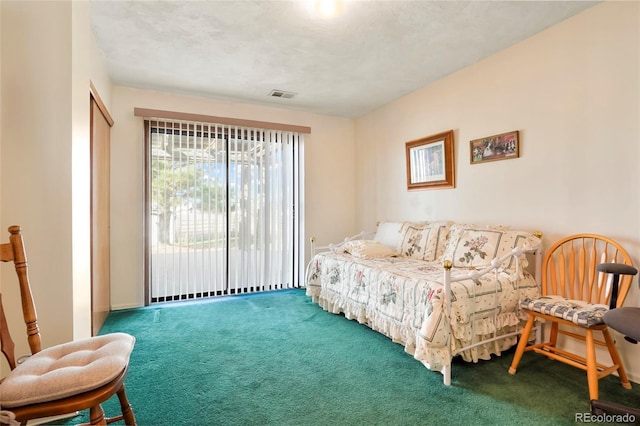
[406,130,455,190]
[470,130,519,164]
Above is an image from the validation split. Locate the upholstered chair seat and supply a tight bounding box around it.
[519,296,608,328]
[0,333,134,408]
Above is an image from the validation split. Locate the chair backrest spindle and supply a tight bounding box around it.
[0,225,42,371]
[542,234,633,307]
[568,244,576,298]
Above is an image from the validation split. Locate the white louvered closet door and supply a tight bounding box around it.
[147,120,300,303]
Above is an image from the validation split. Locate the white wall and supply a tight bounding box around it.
[71,0,92,341]
[355,2,640,380]
[109,87,355,309]
[89,31,113,112]
[0,1,111,374]
[1,1,74,368]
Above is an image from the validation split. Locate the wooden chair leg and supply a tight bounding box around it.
[549,321,559,347]
[602,328,632,390]
[116,384,137,425]
[509,315,536,374]
[89,405,107,426]
[585,330,599,401]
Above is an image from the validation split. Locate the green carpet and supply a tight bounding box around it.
[56,289,640,425]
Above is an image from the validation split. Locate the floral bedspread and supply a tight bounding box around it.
[305,252,539,372]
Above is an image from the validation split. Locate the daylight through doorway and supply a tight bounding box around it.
[145,119,301,304]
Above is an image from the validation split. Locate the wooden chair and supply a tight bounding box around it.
[508,234,634,401]
[0,226,137,425]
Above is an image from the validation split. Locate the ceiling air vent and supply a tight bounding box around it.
[268,89,296,99]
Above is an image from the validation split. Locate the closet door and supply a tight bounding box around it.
[90,92,113,335]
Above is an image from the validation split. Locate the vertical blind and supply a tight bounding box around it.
[146,119,301,302]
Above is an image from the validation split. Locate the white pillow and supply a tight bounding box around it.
[373,222,404,250]
[334,240,398,259]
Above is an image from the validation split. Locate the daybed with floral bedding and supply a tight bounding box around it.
[305,221,542,385]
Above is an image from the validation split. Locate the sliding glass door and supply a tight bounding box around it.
[145,120,301,304]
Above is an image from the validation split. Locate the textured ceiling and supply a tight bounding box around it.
[89,1,597,118]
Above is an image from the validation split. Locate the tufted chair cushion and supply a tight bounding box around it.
[0,333,134,408]
[520,296,608,328]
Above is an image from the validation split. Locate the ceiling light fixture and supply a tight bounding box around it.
[314,0,343,18]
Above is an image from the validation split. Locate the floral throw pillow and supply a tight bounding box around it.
[399,222,450,262]
[442,224,540,269]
